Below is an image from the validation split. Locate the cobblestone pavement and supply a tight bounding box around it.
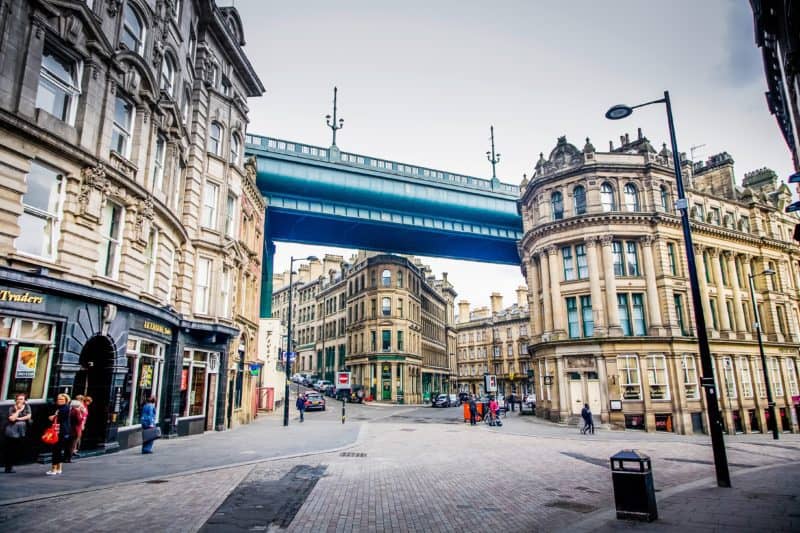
[0,404,798,532]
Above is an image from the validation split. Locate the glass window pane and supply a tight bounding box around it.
[6,345,50,400]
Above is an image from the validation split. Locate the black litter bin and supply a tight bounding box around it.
[610,449,658,521]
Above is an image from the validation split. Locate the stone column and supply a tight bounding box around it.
[585,236,606,335]
[641,236,664,334]
[527,256,542,338]
[390,362,398,401]
[555,357,569,421]
[540,251,554,335]
[595,355,610,423]
[694,246,714,334]
[600,236,622,335]
[728,253,746,334]
[710,249,732,333]
[548,245,564,337]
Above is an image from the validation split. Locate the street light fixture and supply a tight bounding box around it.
[283,255,318,427]
[606,90,731,488]
[748,268,780,440]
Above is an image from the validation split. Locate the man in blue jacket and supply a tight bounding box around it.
[296,393,306,422]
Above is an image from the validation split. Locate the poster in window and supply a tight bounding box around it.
[181,368,189,391]
[139,363,153,388]
[15,346,39,379]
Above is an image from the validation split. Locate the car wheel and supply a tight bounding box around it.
[322,406,326,411]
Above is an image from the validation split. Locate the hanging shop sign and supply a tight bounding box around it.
[248,362,262,376]
[15,346,39,379]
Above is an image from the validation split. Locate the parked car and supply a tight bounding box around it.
[433,393,454,407]
[302,375,319,387]
[304,392,326,411]
[314,379,332,392]
[447,394,460,407]
[323,384,338,397]
[524,393,536,410]
[429,391,441,406]
[291,373,304,383]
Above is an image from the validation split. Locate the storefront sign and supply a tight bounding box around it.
[15,346,39,379]
[610,400,623,411]
[142,320,172,336]
[0,289,44,305]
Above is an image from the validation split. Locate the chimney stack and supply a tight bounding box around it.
[516,286,528,308]
[490,292,503,315]
[458,301,471,324]
[637,127,643,140]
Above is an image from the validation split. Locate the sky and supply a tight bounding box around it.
[229,0,795,310]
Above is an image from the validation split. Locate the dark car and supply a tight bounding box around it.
[433,393,454,408]
[430,391,441,406]
[304,392,326,411]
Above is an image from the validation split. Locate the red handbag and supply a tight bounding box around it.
[41,422,59,445]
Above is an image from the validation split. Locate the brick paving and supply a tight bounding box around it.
[0,405,797,532]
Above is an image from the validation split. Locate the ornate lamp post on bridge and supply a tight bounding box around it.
[605,90,731,488]
[486,125,501,179]
[326,86,344,147]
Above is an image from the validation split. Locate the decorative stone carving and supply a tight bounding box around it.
[600,235,614,247]
[584,235,598,247]
[79,165,110,222]
[106,0,123,17]
[641,235,654,247]
[134,195,155,244]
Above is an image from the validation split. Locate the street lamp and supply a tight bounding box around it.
[748,268,780,440]
[283,255,318,427]
[606,91,731,488]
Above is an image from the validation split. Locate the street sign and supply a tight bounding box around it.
[286,351,297,362]
[336,371,351,390]
[484,374,497,393]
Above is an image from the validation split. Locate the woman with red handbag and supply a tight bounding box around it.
[46,393,72,476]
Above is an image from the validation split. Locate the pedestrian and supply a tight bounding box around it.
[468,396,477,426]
[67,398,83,461]
[71,395,87,457]
[509,393,515,412]
[141,396,157,454]
[488,396,499,426]
[47,393,72,475]
[296,393,306,422]
[81,396,92,448]
[580,403,594,435]
[4,393,32,473]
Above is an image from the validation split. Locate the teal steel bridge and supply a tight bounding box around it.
[244,134,523,315]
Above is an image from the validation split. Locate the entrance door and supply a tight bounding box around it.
[691,412,704,434]
[72,335,115,449]
[382,380,391,400]
[569,380,583,415]
[587,380,602,415]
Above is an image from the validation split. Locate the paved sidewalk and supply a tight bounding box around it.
[0,411,363,505]
[566,461,800,532]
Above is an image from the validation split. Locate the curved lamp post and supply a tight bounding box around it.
[283,255,318,427]
[748,268,780,439]
[606,91,731,488]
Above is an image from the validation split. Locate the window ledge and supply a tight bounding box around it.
[7,252,71,275]
[91,275,128,292]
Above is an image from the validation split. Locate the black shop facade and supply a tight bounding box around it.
[0,266,237,461]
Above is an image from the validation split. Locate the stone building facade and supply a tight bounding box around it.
[0,0,263,456]
[454,290,531,398]
[271,252,455,403]
[518,132,800,434]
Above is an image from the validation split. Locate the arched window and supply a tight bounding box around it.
[624,183,639,211]
[381,269,391,287]
[601,182,616,212]
[121,3,146,54]
[230,133,240,165]
[551,191,564,220]
[660,185,670,212]
[208,122,222,155]
[573,185,586,215]
[396,270,403,288]
[160,54,175,97]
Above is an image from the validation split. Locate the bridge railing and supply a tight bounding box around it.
[245,133,520,197]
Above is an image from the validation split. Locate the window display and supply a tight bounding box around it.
[1,317,55,400]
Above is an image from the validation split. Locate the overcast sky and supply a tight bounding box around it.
[231,0,794,311]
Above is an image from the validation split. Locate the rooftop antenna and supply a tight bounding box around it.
[486,125,501,179]
[690,143,706,162]
[325,86,344,147]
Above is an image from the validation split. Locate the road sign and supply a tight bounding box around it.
[484,374,497,393]
[336,371,351,390]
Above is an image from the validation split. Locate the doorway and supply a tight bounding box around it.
[72,335,115,449]
[691,412,704,434]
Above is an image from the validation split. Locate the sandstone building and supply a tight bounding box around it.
[519,132,800,434]
[0,0,263,454]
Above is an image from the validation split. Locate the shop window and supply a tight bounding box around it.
[98,201,124,279]
[618,355,641,400]
[681,355,700,400]
[180,350,217,417]
[16,161,63,260]
[120,338,164,426]
[36,44,81,125]
[624,414,645,430]
[647,355,669,400]
[654,414,673,432]
[0,318,55,400]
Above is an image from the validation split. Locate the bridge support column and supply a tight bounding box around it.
[259,238,275,318]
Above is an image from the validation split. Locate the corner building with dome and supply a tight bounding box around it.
[518,131,800,435]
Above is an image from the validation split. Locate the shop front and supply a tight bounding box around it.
[0,268,237,461]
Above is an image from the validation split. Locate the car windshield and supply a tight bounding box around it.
[307,393,322,399]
